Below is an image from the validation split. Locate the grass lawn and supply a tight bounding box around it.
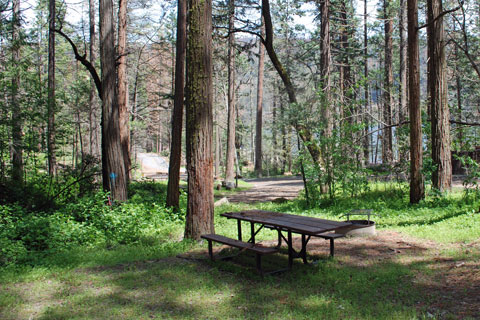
[1,182,479,319]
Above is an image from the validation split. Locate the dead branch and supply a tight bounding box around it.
[55,29,103,100]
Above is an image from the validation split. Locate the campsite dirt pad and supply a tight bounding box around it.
[221,176,304,203]
[219,175,470,204]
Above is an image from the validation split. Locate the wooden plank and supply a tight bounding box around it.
[259,214,346,229]
[221,210,351,234]
[221,212,324,234]
[221,212,326,234]
[201,234,278,255]
[248,246,278,254]
[316,232,345,239]
[223,210,349,227]
[201,234,253,249]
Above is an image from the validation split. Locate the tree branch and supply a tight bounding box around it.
[356,118,480,143]
[417,5,461,30]
[450,38,480,80]
[215,26,264,43]
[261,0,323,165]
[451,120,480,126]
[55,29,103,100]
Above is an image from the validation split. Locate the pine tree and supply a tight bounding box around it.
[184,0,214,240]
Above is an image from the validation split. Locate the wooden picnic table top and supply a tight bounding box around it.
[221,210,351,236]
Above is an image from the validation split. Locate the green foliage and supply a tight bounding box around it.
[421,157,437,185]
[298,118,370,204]
[455,154,480,199]
[0,180,185,267]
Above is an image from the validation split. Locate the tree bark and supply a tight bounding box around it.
[99,0,128,201]
[215,108,220,177]
[319,0,332,139]
[399,0,408,125]
[11,0,23,183]
[363,0,370,164]
[340,0,352,117]
[398,0,408,160]
[254,16,265,177]
[166,0,187,210]
[408,0,425,203]
[117,0,130,180]
[383,0,394,164]
[184,0,214,240]
[47,0,56,176]
[89,0,99,157]
[427,0,451,191]
[454,44,463,148]
[225,0,236,185]
[272,82,278,167]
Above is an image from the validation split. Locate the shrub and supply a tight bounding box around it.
[0,181,185,266]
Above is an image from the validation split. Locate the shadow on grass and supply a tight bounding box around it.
[5,238,479,320]
[393,210,472,227]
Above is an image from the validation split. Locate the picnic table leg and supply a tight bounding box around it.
[287,231,293,269]
[237,220,242,241]
[250,222,255,244]
[330,238,334,257]
[207,240,214,261]
[255,253,263,276]
[276,229,282,248]
[301,234,308,264]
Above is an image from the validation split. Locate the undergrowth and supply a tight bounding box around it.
[0,179,186,267]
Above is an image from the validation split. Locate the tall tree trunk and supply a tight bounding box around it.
[399,0,408,160]
[11,0,23,183]
[408,0,424,203]
[184,0,214,240]
[254,16,265,177]
[89,0,99,157]
[363,0,370,164]
[166,0,187,210]
[455,44,463,148]
[130,47,144,162]
[319,0,332,139]
[272,82,278,167]
[383,0,394,164]
[224,0,236,185]
[340,0,352,117]
[280,99,286,174]
[117,0,130,180]
[399,0,408,124]
[427,0,451,191]
[99,0,128,201]
[319,0,332,194]
[47,0,56,176]
[215,108,220,177]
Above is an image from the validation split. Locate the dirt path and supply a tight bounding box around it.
[220,176,304,203]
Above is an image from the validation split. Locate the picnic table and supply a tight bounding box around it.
[202,210,352,275]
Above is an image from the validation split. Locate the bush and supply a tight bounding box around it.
[0,181,185,266]
[0,204,28,265]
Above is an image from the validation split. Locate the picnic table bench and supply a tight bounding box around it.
[202,210,352,276]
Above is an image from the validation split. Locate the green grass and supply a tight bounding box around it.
[1,181,479,319]
[1,249,424,319]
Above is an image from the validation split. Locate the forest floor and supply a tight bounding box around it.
[218,175,469,204]
[219,176,304,203]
